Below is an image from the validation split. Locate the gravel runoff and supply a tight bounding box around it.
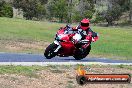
[0,65,131,88]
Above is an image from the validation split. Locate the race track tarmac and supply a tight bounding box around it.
[0,52,132,65]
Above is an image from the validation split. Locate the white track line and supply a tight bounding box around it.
[0,62,132,66]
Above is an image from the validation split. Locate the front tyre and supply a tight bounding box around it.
[44,43,58,59]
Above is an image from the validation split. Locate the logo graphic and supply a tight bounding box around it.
[76,66,131,85]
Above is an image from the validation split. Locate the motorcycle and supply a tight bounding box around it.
[44,25,98,60]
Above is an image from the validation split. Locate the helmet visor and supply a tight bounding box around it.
[81,22,89,27]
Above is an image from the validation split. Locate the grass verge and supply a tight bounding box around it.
[0,65,46,78]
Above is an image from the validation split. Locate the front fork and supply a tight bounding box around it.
[53,40,61,53]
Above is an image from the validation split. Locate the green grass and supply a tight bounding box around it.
[0,65,46,78]
[0,17,132,60]
[0,17,65,41]
[90,26,132,60]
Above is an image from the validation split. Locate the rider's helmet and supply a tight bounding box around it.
[80,18,90,30]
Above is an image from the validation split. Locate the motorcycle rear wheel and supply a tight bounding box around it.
[44,43,58,59]
[73,45,91,60]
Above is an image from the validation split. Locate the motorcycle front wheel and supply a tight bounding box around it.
[44,43,58,59]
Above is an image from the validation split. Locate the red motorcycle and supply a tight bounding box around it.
[44,25,98,60]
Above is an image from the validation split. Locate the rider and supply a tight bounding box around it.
[71,18,99,56]
[63,18,98,44]
[75,18,98,43]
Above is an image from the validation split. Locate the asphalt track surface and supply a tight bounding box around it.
[0,52,132,65]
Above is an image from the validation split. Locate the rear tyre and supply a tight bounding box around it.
[73,55,83,60]
[44,43,58,59]
[83,45,91,57]
[73,49,84,60]
[73,45,91,60]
